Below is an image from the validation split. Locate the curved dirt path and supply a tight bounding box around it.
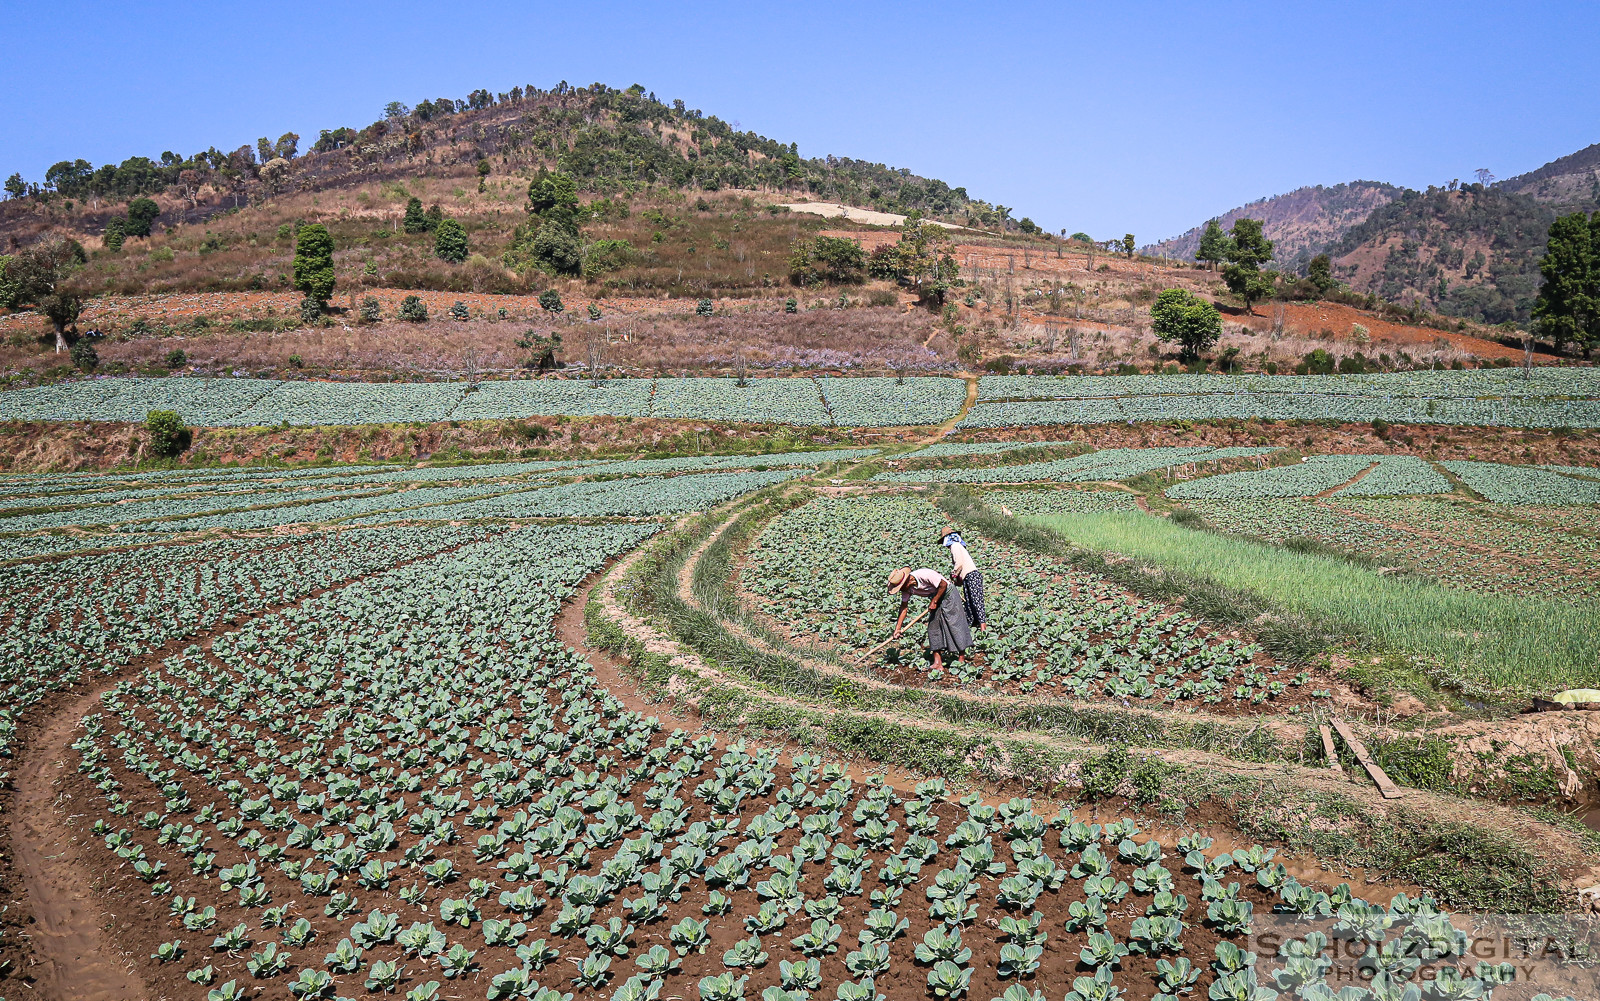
[10,684,150,1001]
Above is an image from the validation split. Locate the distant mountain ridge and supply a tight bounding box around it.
[1141,181,1399,270]
[1145,141,1600,327]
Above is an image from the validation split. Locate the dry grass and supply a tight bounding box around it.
[42,304,947,379]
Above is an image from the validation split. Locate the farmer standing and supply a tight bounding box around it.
[888,566,972,672]
[938,526,987,633]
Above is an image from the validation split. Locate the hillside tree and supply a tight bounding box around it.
[1123,234,1136,259]
[402,197,429,234]
[1150,288,1222,361]
[125,197,160,237]
[1196,220,1230,270]
[292,223,336,311]
[9,238,88,351]
[1307,254,1338,296]
[1533,211,1599,355]
[434,218,469,263]
[1221,218,1277,314]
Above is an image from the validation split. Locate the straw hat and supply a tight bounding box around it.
[887,568,910,591]
[937,525,958,543]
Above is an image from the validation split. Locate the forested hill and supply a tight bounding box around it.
[1498,142,1600,213]
[1324,183,1558,326]
[1140,181,1399,271]
[3,81,1013,232]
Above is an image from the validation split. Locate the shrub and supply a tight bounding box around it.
[146,410,191,458]
[398,295,428,322]
[103,217,126,252]
[696,299,714,317]
[538,290,564,314]
[530,222,582,275]
[70,337,98,371]
[299,296,324,324]
[449,301,470,321]
[434,219,469,263]
[581,239,632,279]
[1298,349,1335,375]
[164,348,187,369]
[866,288,898,307]
[587,303,602,321]
[358,297,382,323]
[784,297,798,314]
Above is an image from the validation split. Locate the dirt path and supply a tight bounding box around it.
[10,685,150,1001]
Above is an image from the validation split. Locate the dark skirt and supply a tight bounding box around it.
[926,592,973,655]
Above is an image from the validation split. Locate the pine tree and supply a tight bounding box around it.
[402,197,428,234]
[1533,211,1597,356]
[1196,220,1230,271]
[1221,218,1277,314]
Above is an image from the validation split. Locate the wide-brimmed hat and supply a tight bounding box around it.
[887,568,910,591]
[937,525,959,543]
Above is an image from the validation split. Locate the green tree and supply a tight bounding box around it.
[1532,211,1598,356]
[868,219,958,307]
[3,173,24,200]
[292,223,336,307]
[434,218,469,263]
[527,170,579,219]
[103,216,126,252]
[514,329,562,371]
[530,222,582,275]
[125,197,160,237]
[0,255,18,308]
[476,158,491,192]
[1069,231,1092,243]
[274,132,300,159]
[1306,254,1337,296]
[788,235,867,285]
[538,289,564,314]
[402,197,429,234]
[423,204,443,231]
[1150,288,1223,361]
[10,238,87,351]
[1123,234,1136,258]
[145,410,192,458]
[1221,218,1277,314]
[1196,220,1230,271]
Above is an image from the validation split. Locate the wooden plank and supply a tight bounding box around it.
[1318,724,1346,776]
[1330,718,1405,799]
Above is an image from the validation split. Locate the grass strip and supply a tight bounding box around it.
[1023,508,1600,696]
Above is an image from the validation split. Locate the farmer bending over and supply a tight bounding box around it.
[938,526,988,633]
[888,567,973,672]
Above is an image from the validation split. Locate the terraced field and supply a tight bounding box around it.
[0,435,1591,1001]
[743,496,1328,710]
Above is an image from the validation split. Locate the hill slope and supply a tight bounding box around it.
[1,81,1011,246]
[1141,181,1399,269]
[1498,142,1600,213]
[1325,184,1555,325]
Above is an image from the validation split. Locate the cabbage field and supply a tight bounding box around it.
[0,377,966,428]
[743,496,1314,708]
[0,412,1590,1001]
[962,371,1600,429]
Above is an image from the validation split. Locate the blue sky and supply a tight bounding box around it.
[3,1,1595,241]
